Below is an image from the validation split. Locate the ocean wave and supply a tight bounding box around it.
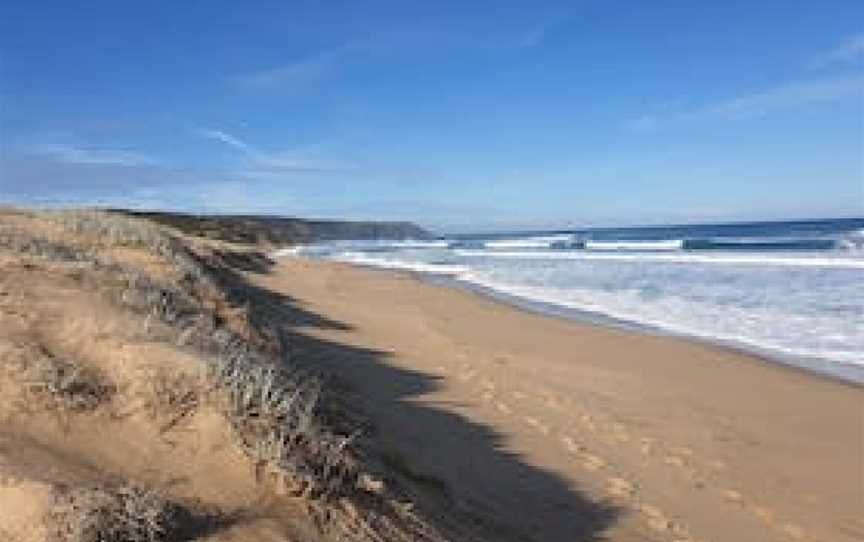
[333,252,470,276]
[454,249,864,269]
[836,228,864,252]
[446,235,856,253]
[585,239,684,251]
[475,235,576,249]
[382,240,451,249]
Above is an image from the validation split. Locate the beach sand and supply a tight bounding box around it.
[256,257,864,542]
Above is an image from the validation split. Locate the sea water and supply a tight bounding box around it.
[283,218,864,383]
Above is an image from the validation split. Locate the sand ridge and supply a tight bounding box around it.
[0,210,448,542]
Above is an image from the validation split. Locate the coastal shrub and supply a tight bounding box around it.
[46,483,175,542]
[19,350,114,413]
[142,368,203,434]
[47,209,175,254]
[6,211,368,508]
[0,226,92,262]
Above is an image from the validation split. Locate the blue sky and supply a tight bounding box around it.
[1,1,862,231]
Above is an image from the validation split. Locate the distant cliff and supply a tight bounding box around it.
[110,209,434,245]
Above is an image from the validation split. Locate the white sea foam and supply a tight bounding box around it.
[584,239,684,251]
[460,269,863,369]
[334,251,470,276]
[454,249,864,269]
[383,240,451,248]
[272,246,302,257]
[484,235,574,249]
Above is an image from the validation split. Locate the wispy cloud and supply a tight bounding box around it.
[196,128,349,174]
[810,33,864,68]
[235,46,353,92]
[30,143,161,167]
[2,147,200,198]
[518,24,552,49]
[627,74,864,131]
[196,129,256,153]
[516,16,570,49]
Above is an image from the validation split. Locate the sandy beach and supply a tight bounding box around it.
[256,257,864,542]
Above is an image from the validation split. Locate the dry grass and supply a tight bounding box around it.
[0,208,435,540]
[45,210,176,253]
[15,347,114,413]
[0,225,93,262]
[141,368,202,434]
[46,483,175,542]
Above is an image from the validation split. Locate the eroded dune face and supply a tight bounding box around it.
[0,210,442,542]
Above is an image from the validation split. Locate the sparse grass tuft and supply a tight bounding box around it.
[47,483,175,542]
[20,349,114,413]
[210,356,358,498]
[0,225,92,262]
[46,210,176,254]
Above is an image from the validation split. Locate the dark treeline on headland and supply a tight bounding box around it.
[109,209,433,245]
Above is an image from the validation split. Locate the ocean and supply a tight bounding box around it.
[281,218,864,383]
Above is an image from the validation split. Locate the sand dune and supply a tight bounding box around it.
[0,210,443,542]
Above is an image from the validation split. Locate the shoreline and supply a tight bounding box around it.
[286,254,864,386]
[257,257,864,542]
[423,272,864,387]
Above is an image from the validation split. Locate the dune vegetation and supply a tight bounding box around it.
[0,208,442,542]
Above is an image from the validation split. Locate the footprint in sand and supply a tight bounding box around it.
[639,504,674,533]
[523,416,551,435]
[561,436,583,454]
[606,477,636,498]
[458,369,477,382]
[578,414,597,431]
[639,438,655,455]
[544,397,562,409]
[782,523,806,540]
[539,393,564,409]
[664,455,687,468]
[721,489,744,505]
[748,504,775,525]
[708,459,727,470]
[609,424,632,443]
[580,453,606,471]
[494,401,512,414]
[670,446,694,457]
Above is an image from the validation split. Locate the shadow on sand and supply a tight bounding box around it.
[222,257,621,542]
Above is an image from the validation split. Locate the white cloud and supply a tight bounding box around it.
[196,128,349,175]
[196,129,257,154]
[30,143,161,167]
[516,16,570,49]
[627,74,864,131]
[811,33,864,68]
[235,48,348,92]
[518,24,551,49]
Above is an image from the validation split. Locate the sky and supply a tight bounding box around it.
[1,1,862,232]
